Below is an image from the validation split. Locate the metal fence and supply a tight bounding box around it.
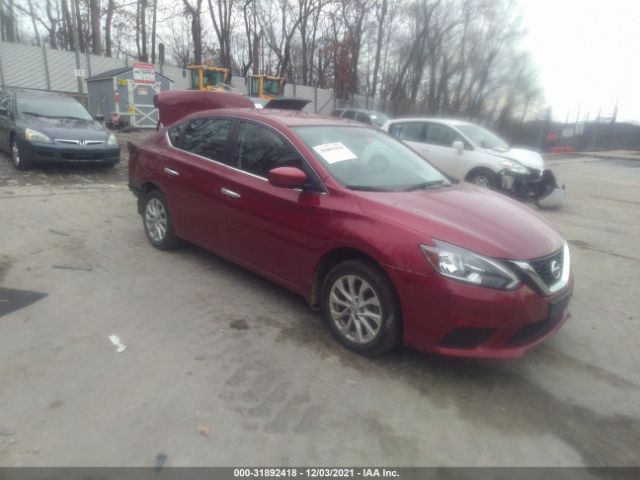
[0,41,381,116]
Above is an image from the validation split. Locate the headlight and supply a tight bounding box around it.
[107,133,118,145]
[25,128,52,143]
[500,159,528,174]
[421,240,520,289]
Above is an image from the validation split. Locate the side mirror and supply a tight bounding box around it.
[452,140,464,154]
[268,166,308,189]
[94,113,105,123]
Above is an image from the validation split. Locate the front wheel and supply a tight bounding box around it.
[11,137,30,170]
[321,260,402,356]
[142,190,179,250]
[467,169,498,189]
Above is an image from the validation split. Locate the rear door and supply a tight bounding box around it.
[160,116,236,252]
[392,121,428,155]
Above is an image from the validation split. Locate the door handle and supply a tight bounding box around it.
[164,167,180,176]
[221,187,241,199]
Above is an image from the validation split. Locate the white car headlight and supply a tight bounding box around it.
[421,240,520,290]
[500,159,529,174]
[25,128,52,144]
[107,133,118,145]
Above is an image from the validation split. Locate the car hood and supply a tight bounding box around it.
[355,183,563,260]
[484,147,544,171]
[20,117,110,142]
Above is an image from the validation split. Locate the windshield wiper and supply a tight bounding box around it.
[55,115,90,120]
[345,185,391,192]
[403,180,446,191]
[21,111,49,117]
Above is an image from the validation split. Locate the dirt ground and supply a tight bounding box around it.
[0,134,639,468]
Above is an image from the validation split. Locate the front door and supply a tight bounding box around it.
[213,120,326,291]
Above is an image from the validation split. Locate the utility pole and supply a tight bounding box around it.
[70,0,84,95]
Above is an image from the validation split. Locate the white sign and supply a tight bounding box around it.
[561,128,574,138]
[312,143,357,164]
[133,62,155,84]
[74,69,85,78]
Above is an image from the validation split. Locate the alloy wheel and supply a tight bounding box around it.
[328,274,382,344]
[145,198,168,243]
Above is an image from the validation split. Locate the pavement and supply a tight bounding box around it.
[0,144,639,467]
[547,150,640,161]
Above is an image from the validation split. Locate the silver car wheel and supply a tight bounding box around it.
[471,175,491,188]
[329,274,382,344]
[145,198,168,242]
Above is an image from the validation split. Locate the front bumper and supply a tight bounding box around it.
[500,168,560,201]
[387,266,573,359]
[19,138,120,164]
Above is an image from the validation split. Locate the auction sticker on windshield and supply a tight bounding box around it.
[313,143,357,164]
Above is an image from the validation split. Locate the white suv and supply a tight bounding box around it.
[382,118,558,201]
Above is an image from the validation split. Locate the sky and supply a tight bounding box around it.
[520,0,640,123]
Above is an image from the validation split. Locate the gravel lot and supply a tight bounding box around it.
[0,134,639,468]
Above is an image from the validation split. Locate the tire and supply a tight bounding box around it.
[142,190,179,250]
[321,259,402,356]
[11,137,30,170]
[467,168,498,189]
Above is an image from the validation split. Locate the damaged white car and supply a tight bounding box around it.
[382,118,564,207]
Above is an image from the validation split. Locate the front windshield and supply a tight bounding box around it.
[17,97,92,120]
[456,124,508,150]
[369,112,390,127]
[294,126,448,191]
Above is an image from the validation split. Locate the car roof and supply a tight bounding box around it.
[338,108,386,115]
[386,117,474,127]
[11,89,76,101]
[189,107,373,129]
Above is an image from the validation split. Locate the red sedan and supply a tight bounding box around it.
[128,92,572,358]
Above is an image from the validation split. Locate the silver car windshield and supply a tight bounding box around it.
[456,124,508,150]
[293,126,448,192]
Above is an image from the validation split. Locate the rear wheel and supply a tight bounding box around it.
[467,168,498,189]
[11,137,30,170]
[142,190,179,250]
[321,260,402,355]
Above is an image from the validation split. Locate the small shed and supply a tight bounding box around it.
[85,63,173,128]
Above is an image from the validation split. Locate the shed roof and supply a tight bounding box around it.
[85,67,173,82]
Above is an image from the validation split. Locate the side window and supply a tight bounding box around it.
[356,112,371,124]
[233,122,303,177]
[398,122,425,142]
[342,110,356,120]
[182,117,233,162]
[425,123,461,147]
[388,123,402,139]
[0,92,10,116]
[167,123,184,148]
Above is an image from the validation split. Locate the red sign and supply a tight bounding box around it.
[133,62,155,84]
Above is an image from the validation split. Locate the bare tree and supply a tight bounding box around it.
[105,0,115,56]
[89,0,100,53]
[208,0,235,69]
[183,0,203,64]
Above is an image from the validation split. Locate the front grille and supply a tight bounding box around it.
[438,327,496,349]
[529,249,564,286]
[507,295,570,346]
[60,151,105,161]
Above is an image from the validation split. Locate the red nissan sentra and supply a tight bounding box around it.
[128,91,572,359]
